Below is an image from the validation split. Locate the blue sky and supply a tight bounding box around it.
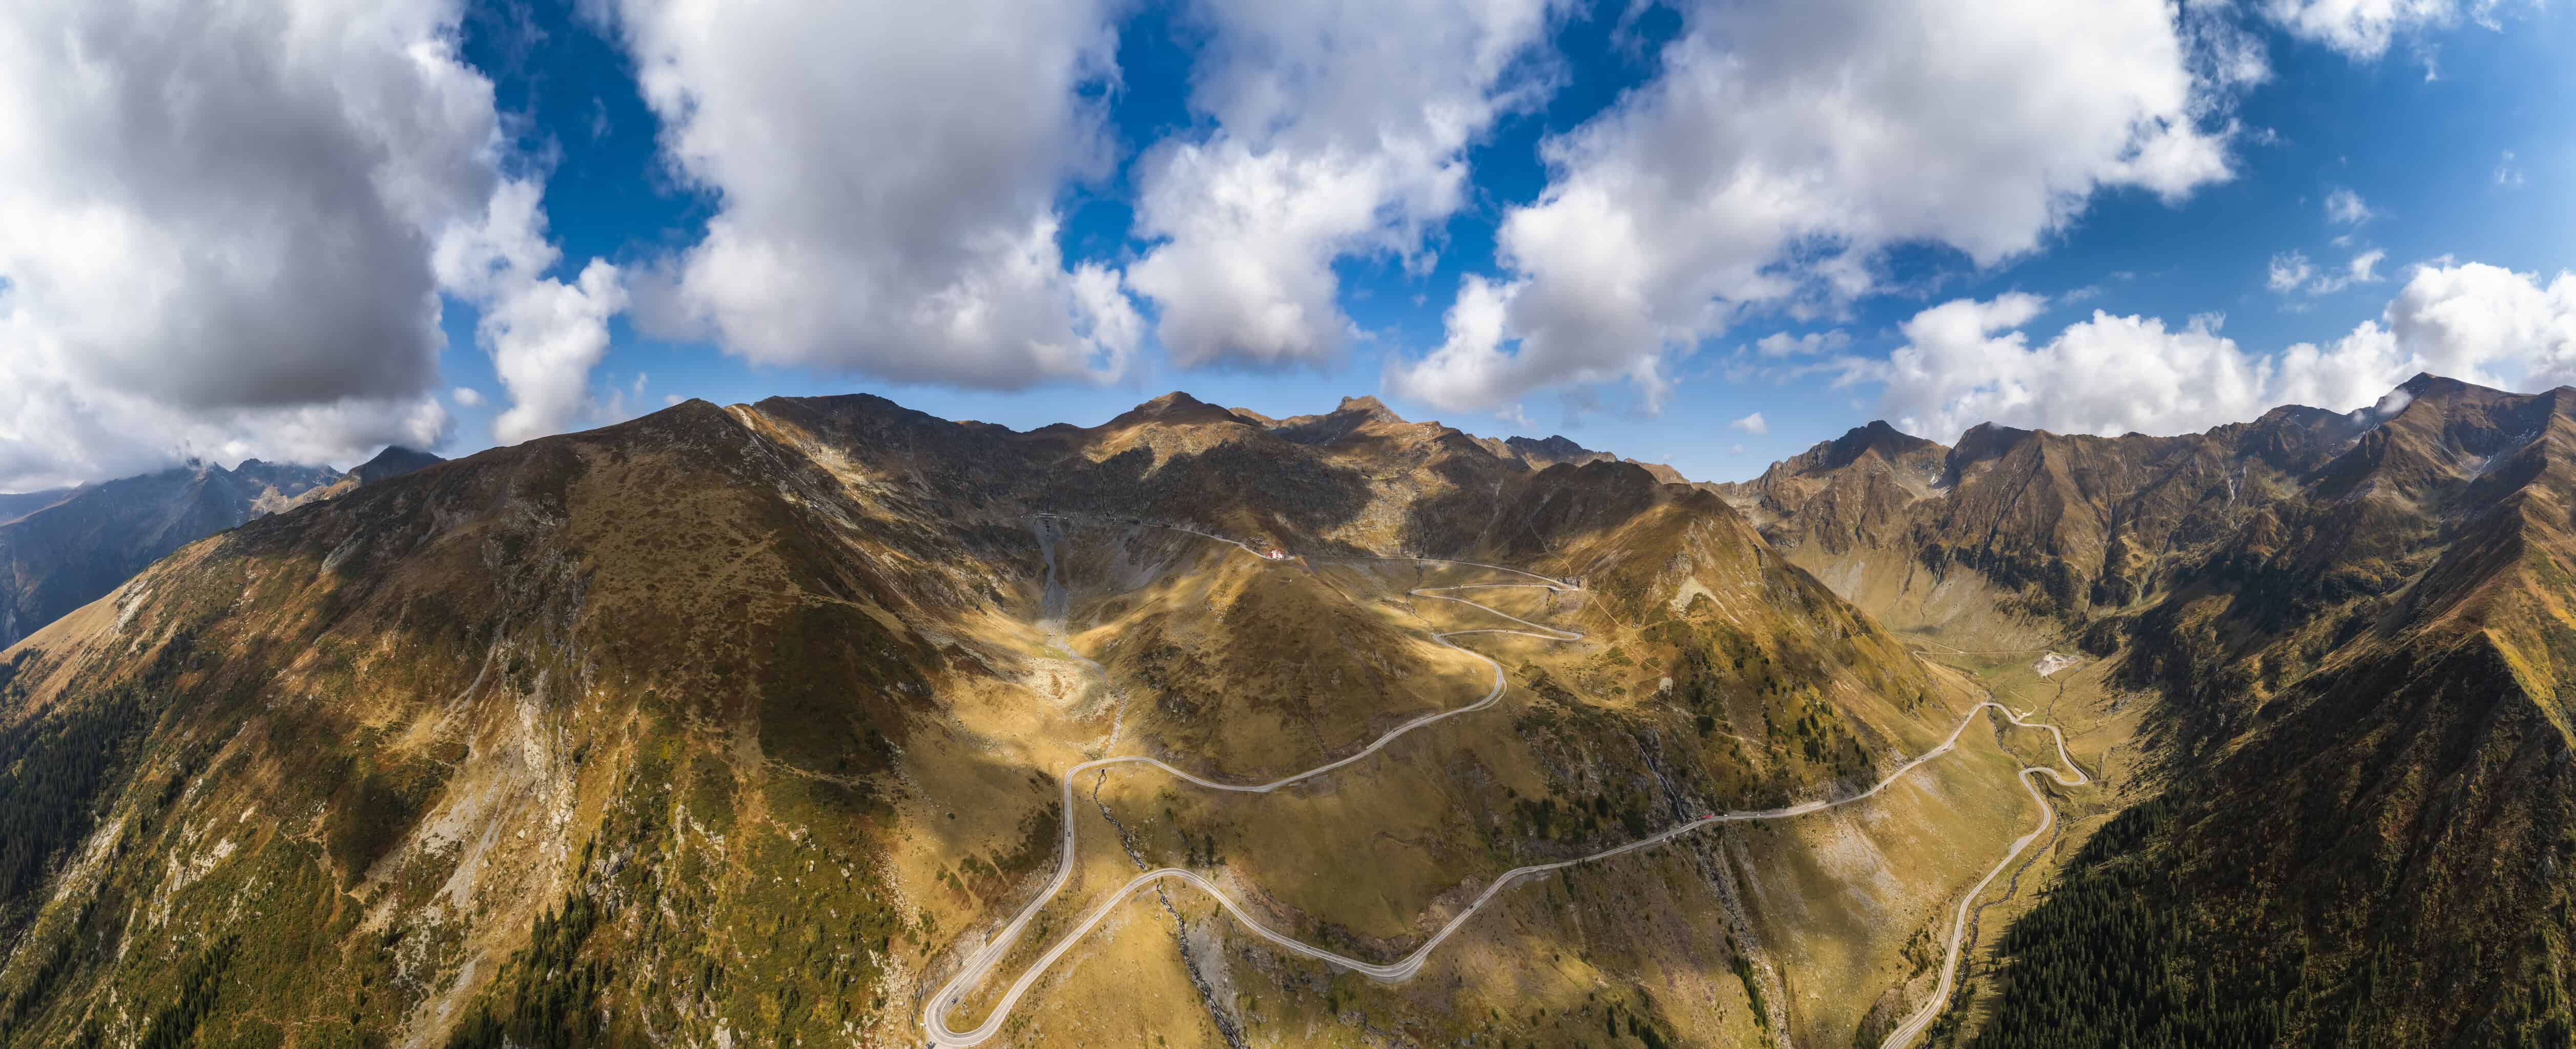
[2,0,2572,490]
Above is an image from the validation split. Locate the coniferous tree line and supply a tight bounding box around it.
[0,672,151,947]
[136,935,238,1049]
[1960,795,2296,1049]
[446,890,612,1049]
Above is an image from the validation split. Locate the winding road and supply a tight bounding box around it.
[1876,703,2089,1049]
[922,521,2086,1048]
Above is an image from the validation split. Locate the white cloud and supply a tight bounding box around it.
[605,0,1141,389]
[1496,403,1533,428]
[2324,187,2375,225]
[0,0,517,487]
[1127,0,1561,370]
[0,0,620,488]
[1753,330,1853,358]
[2272,246,2386,297]
[453,387,486,408]
[480,259,628,444]
[2262,0,2504,60]
[2496,151,2526,189]
[2270,251,2319,294]
[1388,0,2253,414]
[1730,412,1770,435]
[2378,261,2576,389]
[663,394,683,407]
[1730,442,1747,454]
[435,178,630,444]
[1858,295,2299,440]
[1849,259,2576,443]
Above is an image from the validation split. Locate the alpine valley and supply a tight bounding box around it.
[1,376,2570,1049]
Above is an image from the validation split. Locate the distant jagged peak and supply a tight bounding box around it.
[1822,419,1939,469]
[1264,393,1430,445]
[1946,418,2038,460]
[1506,434,1596,458]
[1500,434,1622,473]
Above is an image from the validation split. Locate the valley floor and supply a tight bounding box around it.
[921,524,2109,1048]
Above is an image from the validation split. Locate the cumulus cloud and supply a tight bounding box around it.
[0,0,488,486]
[1857,295,2293,440]
[1730,412,1770,435]
[433,178,631,444]
[453,387,486,408]
[0,0,622,488]
[2378,261,2576,389]
[1128,0,1561,370]
[1850,260,2576,443]
[604,0,1141,389]
[1388,0,2254,414]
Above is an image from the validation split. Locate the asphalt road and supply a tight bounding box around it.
[1877,701,2090,1049]
[923,521,2086,1047]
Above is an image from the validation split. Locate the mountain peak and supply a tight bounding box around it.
[1504,434,1609,468]
[1102,390,1246,430]
[1335,395,1405,423]
[1820,419,1937,469]
[1140,390,1210,412]
[348,445,445,486]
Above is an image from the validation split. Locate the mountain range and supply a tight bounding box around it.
[1720,373,2576,1046]
[0,447,443,651]
[0,377,2569,1047]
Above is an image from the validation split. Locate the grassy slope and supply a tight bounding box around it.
[1960,384,2576,1047]
[0,391,2044,1049]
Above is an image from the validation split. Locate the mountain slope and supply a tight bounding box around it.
[1962,377,2576,1047]
[1728,375,2576,1046]
[0,392,2006,1048]
[0,490,75,526]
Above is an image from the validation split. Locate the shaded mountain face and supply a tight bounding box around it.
[0,489,76,527]
[1737,375,2576,1044]
[1716,401,2385,632]
[0,449,443,652]
[346,446,444,486]
[0,460,339,649]
[1502,433,1612,468]
[0,392,1971,1047]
